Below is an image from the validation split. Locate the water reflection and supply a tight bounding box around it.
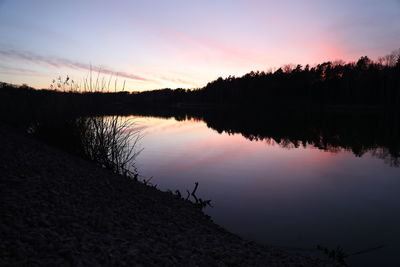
[126,110,400,267]
[130,108,400,167]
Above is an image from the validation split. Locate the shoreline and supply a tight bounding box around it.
[0,123,337,266]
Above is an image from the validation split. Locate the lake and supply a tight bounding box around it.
[125,110,400,267]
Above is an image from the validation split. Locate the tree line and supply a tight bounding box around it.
[129,50,400,109]
[1,49,400,112]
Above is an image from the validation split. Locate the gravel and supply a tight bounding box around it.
[0,124,338,266]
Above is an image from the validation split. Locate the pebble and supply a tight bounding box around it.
[0,124,338,266]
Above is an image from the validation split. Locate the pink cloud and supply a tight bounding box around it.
[0,49,151,82]
[151,25,263,67]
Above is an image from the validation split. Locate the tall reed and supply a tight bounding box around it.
[77,115,142,177]
[37,70,142,177]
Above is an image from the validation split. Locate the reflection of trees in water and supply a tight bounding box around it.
[260,137,399,167]
[132,108,400,167]
[371,148,399,167]
[126,106,399,166]
[275,138,299,149]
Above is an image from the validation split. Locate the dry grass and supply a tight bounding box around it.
[77,115,142,177]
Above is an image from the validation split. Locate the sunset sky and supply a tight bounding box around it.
[1,0,400,91]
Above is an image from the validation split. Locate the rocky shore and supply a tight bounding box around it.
[0,124,337,266]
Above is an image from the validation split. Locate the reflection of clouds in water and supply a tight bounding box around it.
[126,113,400,267]
[134,117,205,135]
[164,135,257,176]
[122,110,400,168]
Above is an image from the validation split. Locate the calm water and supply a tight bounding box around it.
[125,111,400,267]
